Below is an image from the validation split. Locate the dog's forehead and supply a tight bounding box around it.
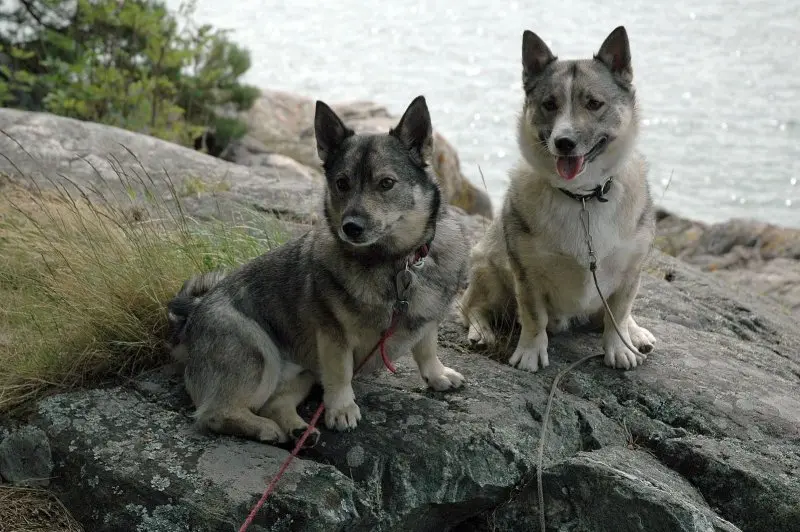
[336,135,408,177]
[535,60,622,99]
[572,60,623,96]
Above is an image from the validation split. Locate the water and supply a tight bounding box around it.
[168,0,800,227]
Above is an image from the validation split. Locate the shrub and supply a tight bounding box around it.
[0,0,258,150]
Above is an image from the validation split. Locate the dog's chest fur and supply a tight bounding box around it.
[317,213,468,366]
[502,160,653,317]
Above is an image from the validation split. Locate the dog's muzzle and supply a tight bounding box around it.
[585,136,610,162]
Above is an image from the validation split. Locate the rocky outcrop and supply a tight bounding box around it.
[656,209,800,314]
[227,90,493,218]
[2,108,799,531]
[19,250,800,532]
[0,108,322,229]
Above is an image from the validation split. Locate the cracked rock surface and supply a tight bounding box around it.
[29,251,800,531]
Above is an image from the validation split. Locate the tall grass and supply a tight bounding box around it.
[0,171,285,413]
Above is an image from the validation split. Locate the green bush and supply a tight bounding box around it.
[0,0,258,150]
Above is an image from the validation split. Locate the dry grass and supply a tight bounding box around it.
[0,486,83,532]
[0,173,285,413]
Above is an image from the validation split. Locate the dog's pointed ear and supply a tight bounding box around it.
[314,101,353,164]
[595,26,633,84]
[522,30,556,81]
[391,95,433,164]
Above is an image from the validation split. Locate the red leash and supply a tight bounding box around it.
[238,242,430,531]
[238,316,399,532]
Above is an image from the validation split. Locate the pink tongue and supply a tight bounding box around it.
[556,156,585,180]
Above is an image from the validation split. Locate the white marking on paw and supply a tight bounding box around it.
[425,366,465,391]
[509,332,549,372]
[258,422,288,444]
[324,401,361,431]
[603,328,642,370]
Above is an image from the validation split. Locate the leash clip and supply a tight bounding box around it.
[394,268,414,315]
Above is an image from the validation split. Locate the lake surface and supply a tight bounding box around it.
[170,0,800,227]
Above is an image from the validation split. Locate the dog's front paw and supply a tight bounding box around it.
[424,366,465,391]
[509,333,549,372]
[628,319,656,355]
[603,329,644,370]
[324,400,361,431]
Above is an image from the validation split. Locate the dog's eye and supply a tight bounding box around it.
[541,98,558,112]
[586,99,604,111]
[335,178,350,192]
[379,178,395,191]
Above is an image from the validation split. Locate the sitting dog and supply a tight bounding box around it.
[459,26,657,372]
[167,96,469,444]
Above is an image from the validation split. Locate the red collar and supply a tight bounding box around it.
[406,239,432,269]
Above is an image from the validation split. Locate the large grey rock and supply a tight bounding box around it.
[0,109,322,225]
[489,447,740,532]
[28,251,800,531]
[0,425,53,487]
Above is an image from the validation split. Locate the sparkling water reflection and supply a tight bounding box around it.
[169,0,800,227]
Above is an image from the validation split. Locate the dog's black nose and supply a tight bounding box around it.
[342,220,364,239]
[554,137,577,154]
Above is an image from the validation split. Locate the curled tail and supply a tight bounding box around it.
[166,270,228,362]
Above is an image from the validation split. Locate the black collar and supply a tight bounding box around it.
[558,177,614,203]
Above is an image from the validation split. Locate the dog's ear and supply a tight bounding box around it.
[314,101,353,165]
[522,30,556,83]
[391,95,433,165]
[595,26,633,84]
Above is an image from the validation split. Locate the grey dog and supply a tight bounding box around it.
[167,96,470,445]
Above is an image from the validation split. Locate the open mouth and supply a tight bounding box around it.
[554,137,609,181]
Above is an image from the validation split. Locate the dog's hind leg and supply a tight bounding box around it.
[186,311,288,444]
[259,368,319,447]
[459,272,497,346]
[202,407,288,444]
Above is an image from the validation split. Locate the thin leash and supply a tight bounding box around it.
[238,242,431,532]
[536,193,644,532]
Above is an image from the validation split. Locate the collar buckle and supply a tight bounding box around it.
[559,176,614,203]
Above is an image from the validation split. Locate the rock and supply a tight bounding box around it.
[0,108,322,226]
[0,425,53,487]
[710,258,800,313]
[487,447,740,531]
[25,250,800,531]
[229,90,493,218]
[656,208,800,314]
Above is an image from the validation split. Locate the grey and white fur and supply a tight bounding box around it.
[167,96,469,445]
[459,26,657,372]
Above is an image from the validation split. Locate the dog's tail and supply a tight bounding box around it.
[165,270,228,362]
